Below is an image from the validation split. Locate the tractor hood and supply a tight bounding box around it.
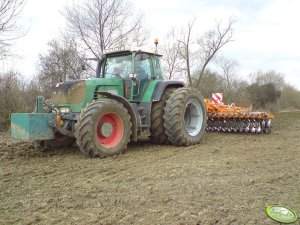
[51,80,86,105]
[50,78,124,113]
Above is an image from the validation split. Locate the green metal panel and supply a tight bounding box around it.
[11,113,55,140]
[36,96,44,113]
[95,84,124,96]
[54,78,124,113]
[140,80,159,102]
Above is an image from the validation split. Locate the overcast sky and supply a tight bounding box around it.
[3,0,300,90]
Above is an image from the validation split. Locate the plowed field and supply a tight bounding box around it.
[1,112,299,225]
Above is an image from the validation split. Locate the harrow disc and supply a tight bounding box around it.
[204,99,274,134]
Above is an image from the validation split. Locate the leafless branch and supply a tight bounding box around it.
[0,0,26,58]
[216,55,239,90]
[195,17,236,87]
[37,37,86,94]
[160,29,184,80]
[64,0,149,58]
[177,17,196,85]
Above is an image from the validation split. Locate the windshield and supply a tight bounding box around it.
[103,55,132,78]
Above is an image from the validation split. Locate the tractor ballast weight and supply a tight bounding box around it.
[11,49,207,157]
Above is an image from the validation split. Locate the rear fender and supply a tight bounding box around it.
[151,81,185,102]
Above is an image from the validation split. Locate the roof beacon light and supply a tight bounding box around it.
[154,38,159,53]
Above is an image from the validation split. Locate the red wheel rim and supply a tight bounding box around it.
[96,112,124,148]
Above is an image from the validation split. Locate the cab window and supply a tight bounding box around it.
[103,55,132,78]
[134,53,152,80]
[153,56,163,78]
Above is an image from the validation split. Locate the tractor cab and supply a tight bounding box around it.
[96,50,164,101]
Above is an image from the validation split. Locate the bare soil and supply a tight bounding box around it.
[0,112,299,225]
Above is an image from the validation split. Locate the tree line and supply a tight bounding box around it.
[1,0,300,130]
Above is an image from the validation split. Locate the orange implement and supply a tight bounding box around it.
[204,99,274,133]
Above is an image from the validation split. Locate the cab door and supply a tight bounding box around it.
[132,53,153,100]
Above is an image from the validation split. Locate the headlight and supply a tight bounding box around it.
[59,108,70,113]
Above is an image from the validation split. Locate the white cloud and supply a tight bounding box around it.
[2,0,66,77]
[2,0,300,90]
[223,0,300,88]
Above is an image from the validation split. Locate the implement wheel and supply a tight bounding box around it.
[163,88,207,146]
[75,99,132,157]
[151,88,175,144]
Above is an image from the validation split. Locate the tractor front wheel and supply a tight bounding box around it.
[75,99,132,157]
[163,88,207,146]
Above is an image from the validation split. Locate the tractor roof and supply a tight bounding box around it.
[104,49,162,57]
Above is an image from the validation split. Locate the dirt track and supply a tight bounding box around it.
[0,112,299,225]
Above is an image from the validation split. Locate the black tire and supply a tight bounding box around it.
[75,99,132,157]
[150,88,175,144]
[163,88,207,146]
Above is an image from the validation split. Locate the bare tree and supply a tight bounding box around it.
[216,56,239,90]
[160,29,184,80]
[64,0,149,59]
[177,18,196,85]
[37,37,85,95]
[246,82,281,110]
[195,69,224,98]
[168,17,235,87]
[0,0,25,58]
[194,18,236,88]
[249,70,285,91]
[0,71,25,128]
[0,71,42,129]
[278,84,300,109]
[120,16,150,48]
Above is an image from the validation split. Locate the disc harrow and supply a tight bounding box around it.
[204,99,274,134]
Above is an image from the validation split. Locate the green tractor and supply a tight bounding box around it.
[11,49,207,157]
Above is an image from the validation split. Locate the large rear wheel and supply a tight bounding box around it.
[75,99,132,157]
[150,88,175,144]
[163,88,207,146]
